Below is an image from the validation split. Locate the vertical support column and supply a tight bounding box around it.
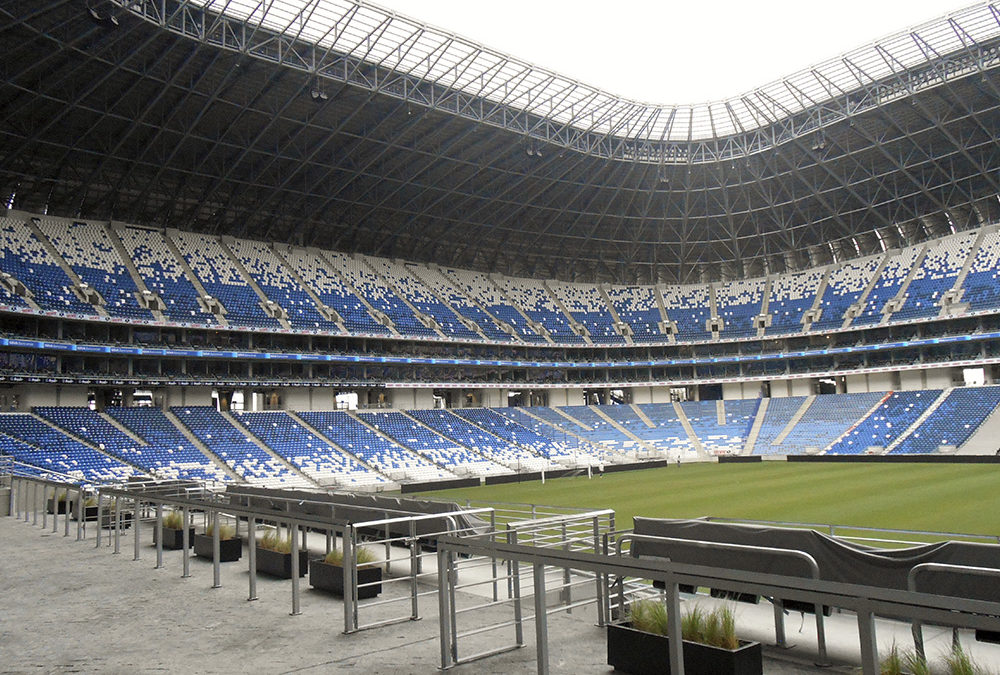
[113,499,121,554]
[667,577,685,675]
[181,506,190,579]
[511,531,524,647]
[343,527,356,633]
[64,488,71,537]
[533,562,550,675]
[773,599,787,648]
[41,485,48,530]
[32,482,38,525]
[154,503,164,569]
[247,516,258,601]
[133,498,140,559]
[409,520,419,620]
[75,488,83,541]
[212,510,221,589]
[561,521,571,613]
[490,511,499,603]
[594,518,606,627]
[95,493,103,548]
[857,606,879,675]
[290,523,301,616]
[437,548,453,670]
[814,602,829,665]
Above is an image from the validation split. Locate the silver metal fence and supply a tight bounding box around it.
[435,526,1000,675]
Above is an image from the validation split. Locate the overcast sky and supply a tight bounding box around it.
[372,0,978,103]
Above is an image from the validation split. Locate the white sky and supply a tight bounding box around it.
[372,0,978,103]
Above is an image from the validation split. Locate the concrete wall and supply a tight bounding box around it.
[630,387,653,404]
[924,368,953,390]
[845,372,897,393]
[14,385,87,409]
[391,388,435,411]
[722,382,745,400]
[790,379,813,397]
[547,388,573,407]
[162,386,215,408]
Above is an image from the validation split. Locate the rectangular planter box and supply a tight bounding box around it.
[607,622,762,675]
[47,498,70,514]
[976,628,1000,644]
[100,511,133,529]
[153,526,195,550]
[255,546,309,579]
[710,588,759,604]
[309,559,382,598]
[193,534,243,562]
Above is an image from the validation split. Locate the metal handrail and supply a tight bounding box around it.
[908,562,1000,659]
[616,533,827,664]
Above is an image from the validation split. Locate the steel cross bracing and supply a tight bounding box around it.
[116,0,1000,164]
[4,1,1000,284]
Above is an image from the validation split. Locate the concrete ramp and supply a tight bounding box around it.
[957,404,1000,455]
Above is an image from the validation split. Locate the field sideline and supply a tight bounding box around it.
[416,462,1000,537]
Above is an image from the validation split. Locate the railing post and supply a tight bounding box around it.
[212,510,221,589]
[133,498,140,558]
[510,530,523,647]
[290,522,301,616]
[490,510,498,603]
[533,562,549,675]
[343,526,354,634]
[667,576,685,675]
[437,547,453,670]
[594,517,605,627]
[181,506,190,578]
[773,598,787,648]
[857,605,879,675]
[247,516,257,601]
[75,488,83,541]
[95,492,103,548]
[154,502,164,569]
[409,519,419,620]
[63,488,71,537]
[113,499,121,554]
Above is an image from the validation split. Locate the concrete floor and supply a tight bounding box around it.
[2,514,998,674]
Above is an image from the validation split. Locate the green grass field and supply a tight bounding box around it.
[416,462,1000,538]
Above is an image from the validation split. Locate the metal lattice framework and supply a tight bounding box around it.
[2,0,1000,284]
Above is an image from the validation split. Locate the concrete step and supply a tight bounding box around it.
[672,402,706,456]
[772,396,815,446]
[742,398,769,456]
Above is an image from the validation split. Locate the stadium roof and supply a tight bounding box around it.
[2,0,1000,283]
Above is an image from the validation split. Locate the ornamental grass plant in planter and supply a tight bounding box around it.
[193,522,242,562]
[255,529,308,579]
[70,496,100,521]
[47,490,69,514]
[607,599,762,675]
[309,546,382,598]
[99,499,133,529]
[153,510,195,550]
[879,641,931,675]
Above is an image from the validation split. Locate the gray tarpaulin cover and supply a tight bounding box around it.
[224,485,489,539]
[631,518,1000,603]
